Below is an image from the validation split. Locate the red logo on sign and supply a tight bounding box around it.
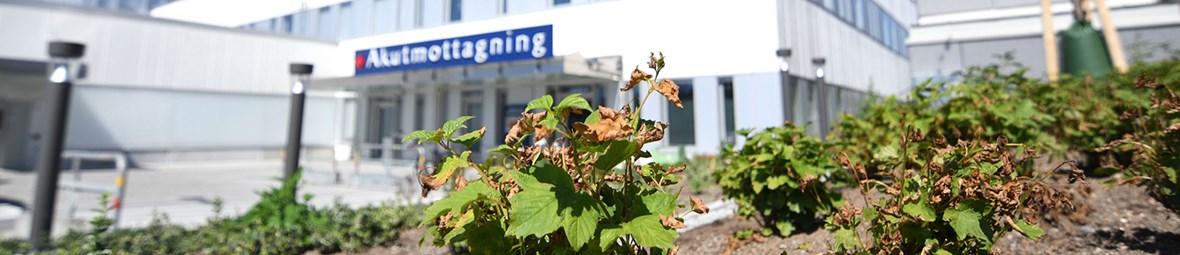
[355,54,365,69]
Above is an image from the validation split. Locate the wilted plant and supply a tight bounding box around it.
[826,128,1085,254]
[1099,69,1180,215]
[409,53,706,254]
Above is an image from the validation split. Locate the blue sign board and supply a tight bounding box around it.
[354,25,553,76]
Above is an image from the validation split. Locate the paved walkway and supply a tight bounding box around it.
[0,159,441,239]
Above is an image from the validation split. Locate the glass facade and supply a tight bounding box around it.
[240,0,610,40]
[33,0,180,15]
[809,0,908,57]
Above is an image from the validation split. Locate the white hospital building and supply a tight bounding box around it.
[0,0,918,169]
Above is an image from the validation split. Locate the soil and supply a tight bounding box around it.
[330,175,1179,254]
[677,176,1180,255]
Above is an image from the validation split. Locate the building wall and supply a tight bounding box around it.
[0,2,349,94]
[779,0,914,94]
[332,0,915,156]
[908,2,1180,82]
[0,2,351,168]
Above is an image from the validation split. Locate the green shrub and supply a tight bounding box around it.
[2,170,422,255]
[412,53,704,254]
[716,123,844,235]
[683,156,720,195]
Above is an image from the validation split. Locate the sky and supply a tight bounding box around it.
[150,0,350,27]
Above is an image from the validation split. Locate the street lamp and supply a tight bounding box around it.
[777,48,793,123]
[813,57,829,139]
[30,41,85,251]
[285,63,313,180]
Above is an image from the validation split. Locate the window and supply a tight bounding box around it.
[450,0,462,21]
[338,2,353,39]
[461,91,484,151]
[399,0,417,30]
[318,7,333,39]
[374,0,397,33]
[422,0,445,27]
[460,0,497,21]
[667,80,695,145]
[854,0,865,30]
[507,0,547,15]
[281,15,293,34]
[554,0,570,5]
[721,78,736,145]
[414,94,425,131]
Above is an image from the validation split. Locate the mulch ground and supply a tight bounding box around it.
[677,176,1180,255]
[329,175,1179,254]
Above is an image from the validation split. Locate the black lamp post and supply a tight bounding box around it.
[284,63,313,180]
[813,57,829,139]
[777,48,793,123]
[29,41,85,251]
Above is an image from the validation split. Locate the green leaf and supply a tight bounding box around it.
[540,113,561,130]
[599,226,624,250]
[402,130,435,144]
[775,221,796,235]
[489,145,516,156]
[595,140,636,170]
[943,200,991,242]
[525,95,554,113]
[555,93,592,112]
[465,221,512,254]
[421,181,498,226]
[902,200,937,222]
[561,197,599,251]
[507,177,561,238]
[622,215,678,249]
[832,228,860,251]
[442,116,475,138]
[767,175,790,190]
[443,210,475,242]
[584,110,601,124]
[1013,219,1045,240]
[640,191,678,216]
[432,151,471,187]
[454,128,485,148]
[874,145,899,161]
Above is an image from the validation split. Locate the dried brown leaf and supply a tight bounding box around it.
[660,214,686,229]
[574,106,634,142]
[656,79,683,109]
[691,196,710,214]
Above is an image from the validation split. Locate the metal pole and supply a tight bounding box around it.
[30,41,84,251]
[284,63,313,180]
[777,49,794,123]
[813,58,829,139]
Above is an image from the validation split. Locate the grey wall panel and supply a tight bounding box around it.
[62,86,336,150]
[779,0,912,94]
[908,42,964,82]
[1120,25,1180,63]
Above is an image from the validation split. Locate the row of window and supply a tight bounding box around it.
[242,0,589,41]
[38,0,180,15]
[788,76,868,137]
[808,0,909,57]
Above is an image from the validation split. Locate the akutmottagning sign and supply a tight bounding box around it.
[355,25,553,76]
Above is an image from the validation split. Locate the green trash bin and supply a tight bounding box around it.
[1061,21,1115,78]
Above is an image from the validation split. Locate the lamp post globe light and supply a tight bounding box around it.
[812,57,829,139]
[284,63,313,181]
[30,41,85,251]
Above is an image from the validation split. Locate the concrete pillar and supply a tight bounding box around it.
[733,72,785,147]
[692,76,721,155]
